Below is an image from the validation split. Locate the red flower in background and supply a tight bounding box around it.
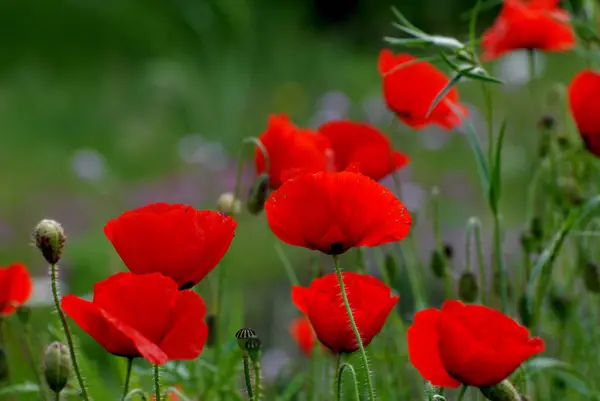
[0,263,32,317]
[482,0,575,60]
[318,120,409,181]
[378,49,468,131]
[568,69,600,157]
[104,203,236,290]
[408,300,544,388]
[289,316,316,356]
[265,169,412,255]
[62,272,208,365]
[255,114,331,189]
[292,272,398,354]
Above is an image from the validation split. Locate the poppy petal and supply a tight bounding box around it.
[407,309,461,388]
[0,263,32,316]
[159,290,208,360]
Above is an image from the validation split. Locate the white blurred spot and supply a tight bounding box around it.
[420,127,450,151]
[261,348,290,383]
[494,50,546,88]
[318,91,351,116]
[27,276,71,307]
[177,134,227,170]
[399,181,426,212]
[362,95,394,126]
[71,148,107,182]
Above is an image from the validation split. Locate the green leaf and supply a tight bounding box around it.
[0,383,40,396]
[276,373,306,401]
[425,72,465,118]
[383,37,431,47]
[488,117,507,212]
[391,6,420,31]
[526,195,600,330]
[524,357,599,398]
[468,0,484,54]
[463,121,491,197]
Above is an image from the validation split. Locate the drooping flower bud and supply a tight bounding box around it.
[458,271,479,303]
[583,261,600,293]
[384,254,397,283]
[479,380,522,401]
[429,249,446,278]
[33,219,66,265]
[216,193,241,216]
[235,328,257,351]
[0,348,8,382]
[247,174,270,215]
[44,342,71,393]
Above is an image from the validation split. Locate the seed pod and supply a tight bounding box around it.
[458,272,479,303]
[246,336,262,363]
[44,342,71,393]
[429,249,446,278]
[584,261,600,293]
[216,193,241,216]
[384,254,397,283]
[479,380,522,401]
[247,174,270,215]
[235,328,257,351]
[0,348,8,382]
[33,219,66,265]
[443,243,454,260]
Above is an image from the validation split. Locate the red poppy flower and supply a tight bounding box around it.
[292,272,398,354]
[378,49,468,131]
[151,386,181,401]
[265,169,411,255]
[104,203,236,290]
[0,263,32,317]
[407,300,544,388]
[481,0,576,60]
[568,69,600,157]
[255,114,332,189]
[289,316,316,356]
[318,120,409,181]
[62,272,208,365]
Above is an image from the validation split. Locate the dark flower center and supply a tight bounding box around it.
[327,242,346,255]
[179,281,195,290]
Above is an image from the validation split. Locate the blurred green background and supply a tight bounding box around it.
[0,0,593,396]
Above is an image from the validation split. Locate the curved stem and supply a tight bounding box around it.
[50,263,89,401]
[334,354,342,399]
[336,362,360,401]
[124,389,148,401]
[466,217,487,304]
[153,364,160,401]
[252,359,261,401]
[493,212,508,313]
[122,358,133,400]
[242,352,254,398]
[332,256,376,401]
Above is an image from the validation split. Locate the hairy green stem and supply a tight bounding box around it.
[122,358,133,401]
[242,352,254,398]
[252,359,261,401]
[153,364,160,401]
[50,263,89,401]
[334,354,342,399]
[332,255,376,401]
[336,362,360,401]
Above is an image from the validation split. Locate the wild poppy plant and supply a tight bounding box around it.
[0,263,32,317]
[292,272,398,354]
[255,114,332,189]
[265,169,412,255]
[407,300,544,388]
[378,49,468,131]
[318,120,410,181]
[568,69,600,157]
[289,316,316,356]
[62,272,208,365]
[104,202,236,290]
[481,0,576,60]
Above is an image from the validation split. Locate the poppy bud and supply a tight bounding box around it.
[557,177,584,206]
[44,342,71,393]
[549,292,572,323]
[443,243,454,260]
[429,249,447,278]
[216,193,241,216]
[0,348,8,382]
[384,254,397,283]
[458,271,479,303]
[583,261,600,293]
[247,174,270,215]
[205,314,216,347]
[517,294,532,328]
[33,219,66,265]
[479,380,522,401]
[235,328,257,351]
[16,305,31,326]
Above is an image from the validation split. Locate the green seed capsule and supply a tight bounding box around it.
[479,380,522,401]
[44,342,71,393]
[458,272,479,303]
[235,328,257,351]
[247,174,270,215]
